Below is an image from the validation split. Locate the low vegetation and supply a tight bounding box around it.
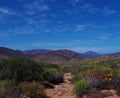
[0,58,44,82]
[1,56,120,98]
[62,61,120,98]
[0,58,63,98]
[73,79,89,98]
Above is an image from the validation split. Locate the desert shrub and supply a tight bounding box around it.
[92,65,111,71]
[110,64,120,69]
[42,64,59,70]
[78,65,93,71]
[117,69,120,78]
[47,68,58,73]
[95,70,119,89]
[44,68,64,84]
[19,82,46,98]
[72,71,86,83]
[72,75,80,83]
[0,58,44,82]
[60,66,72,73]
[84,77,100,89]
[73,79,89,98]
[0,80,19,98]
[2,79,17,87]
[73,68,120,90]
[88,90,113,98]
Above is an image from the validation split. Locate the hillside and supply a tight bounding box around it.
[1,47,120,65]
[62,54,120,67]
[0,47,26,59]
[31,49,85,64]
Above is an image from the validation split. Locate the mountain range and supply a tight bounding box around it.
[0,47,26,59]
[0,46,120,64]
[22,49,53,56]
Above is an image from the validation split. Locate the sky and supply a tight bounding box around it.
[0,0,120,53]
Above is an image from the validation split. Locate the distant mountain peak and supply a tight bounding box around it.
[83,51,101,58]
[22,49,53,55]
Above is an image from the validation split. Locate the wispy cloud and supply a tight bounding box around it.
[75,24,88,32]
[43,25,68,33]
[0,8,14,15]
[31,42,73,47]
[70,47,108,53]
[103,7,116,16]
[69,0,83,6]
[0,33,9,37]
[25,0,50,15]
[0,7,22,24]
[81,3,99,13]
[92,25,109,29]
[98,36,108,40]
[26,18,51,25]
[27,41,110,53]
[17,0,24,1]
[62,9,79,15]
[13,27,42,35]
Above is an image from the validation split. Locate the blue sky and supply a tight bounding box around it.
[0,0,120,53]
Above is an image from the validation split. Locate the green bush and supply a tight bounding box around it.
[43,64,59,69]
[117,69,120,78]
[19,82,46,98]
[0,58,44,82]
[61,66,72,73]
[44,68,63,84]
[73,79,89,98]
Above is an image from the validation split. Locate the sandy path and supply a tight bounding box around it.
[45,73,76,98]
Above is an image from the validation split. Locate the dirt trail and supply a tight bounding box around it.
[45,73,120,98]
[45,73,76,98]
[101,90,120,98]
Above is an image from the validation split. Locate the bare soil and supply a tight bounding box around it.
[45,73,76,98]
